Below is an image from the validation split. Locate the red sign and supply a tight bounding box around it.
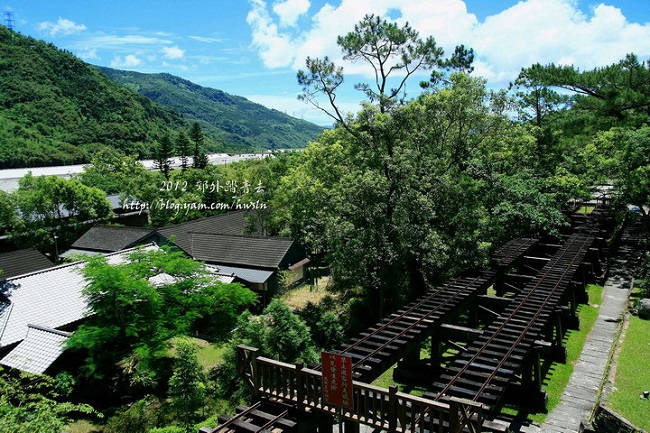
[321,351,354,409]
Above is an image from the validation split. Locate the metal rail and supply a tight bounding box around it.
[429,233,595,410]
[326,237,540,381]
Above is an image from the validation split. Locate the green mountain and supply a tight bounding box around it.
[0,25,186,169]
[96,67,324,151]
[0,26,323,169]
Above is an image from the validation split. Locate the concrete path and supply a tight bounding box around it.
[540,275,631,432]
[540,229,640,433]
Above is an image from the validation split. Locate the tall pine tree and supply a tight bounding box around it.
[155,134,173,178]
[189,122,209,169]
[176,131,191,171]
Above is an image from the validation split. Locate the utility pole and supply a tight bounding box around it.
[4,11,14,31]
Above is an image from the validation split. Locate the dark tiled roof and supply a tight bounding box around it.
[170,231,294,269]
[72,225,156,252]
[157,210,254,239]
[0,248,52,279]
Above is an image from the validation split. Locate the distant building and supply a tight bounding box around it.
[61,210,310,303]
[157,212,309,302]
[60,225,163,258]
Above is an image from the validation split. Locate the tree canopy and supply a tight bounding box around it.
[67,247,257,382]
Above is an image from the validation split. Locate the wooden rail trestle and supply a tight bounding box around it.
[426,233,597,413]
[324,237,541,383]
[235,345,487,433]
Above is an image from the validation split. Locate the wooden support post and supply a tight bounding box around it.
[495,279,504,297]
[344,419,359,433]
[533,348,542,392]
[567,286,580,330]
[430,335,441,367]
[316,413,334,433]
[449,398,460,433]
[554,310,564,347]
[296,361,304,410]
[469,300,479,327]
[569,284,577,314]
[404,344,420,362]
[521,357,533,390]
[388,385,398,433]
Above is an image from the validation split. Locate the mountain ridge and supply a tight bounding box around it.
[0,25,322,169]
[96,67,324,151]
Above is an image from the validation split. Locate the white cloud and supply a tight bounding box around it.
[111,54,143,68]
[162,45,185,59]
[86,34,171,48]
[189,35,223,43]
[272,0,311,27]
[247,0,296,68]
[37,17,87,36]
[78,48,100,61]
[247,0,650,86]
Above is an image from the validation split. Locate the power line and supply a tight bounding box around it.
[4,11,15,31]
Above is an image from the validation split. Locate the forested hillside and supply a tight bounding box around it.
[98,67,324,150]
[0,25,187,168]
[0,26,323,169]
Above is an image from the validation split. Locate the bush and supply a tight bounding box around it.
[104,396,161,433]
[148,427,185,433]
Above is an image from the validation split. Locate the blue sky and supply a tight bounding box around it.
[4,0,650,126]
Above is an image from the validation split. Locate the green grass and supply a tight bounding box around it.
[501,284,603,424]
[66,420,102,433]
[577,205,595,214]
[371,346,431,397]
[169,337,226,369]
[607,314,650,431]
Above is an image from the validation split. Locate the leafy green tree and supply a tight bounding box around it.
[0,190,16,233]
[15,173,112,224]
[0,368,96,433]
[281,73,515,315]
[168,339,206,424]
[298,299,346,350]
[293,16,485,316]
[155,134,174,179]
[582,126,650,238]
[104,396,161,433]
[189,122,209,169]
[78,148,151,195]
[67,247,256,382]
[11,173,112,251]
[214,299,317,402]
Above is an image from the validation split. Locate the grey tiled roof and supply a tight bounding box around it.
[169,231,294,269]
[0,248,53,279]
[72,225,156,252]
[0,325,70,374]
[211,264,274,284]
[0,246,156,348]
[157,210,254,238]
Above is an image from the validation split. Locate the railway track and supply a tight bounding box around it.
[202,400,297,433]
[325,237,540,382]
[425,233,596,412]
